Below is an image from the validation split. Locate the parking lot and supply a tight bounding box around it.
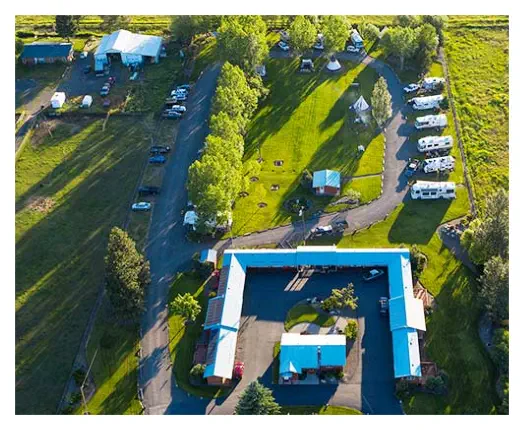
[234,269,402,414]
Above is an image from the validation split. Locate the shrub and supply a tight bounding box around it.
[345,188,361,203]
[301,169,313,189]
[425,375,445,393]
[345,320,358,340]
[208,290,217,298]
[192,252,215,279]
[190,363,206,382]
[69,392,82,405]
[395,379,411,397]
[72,369,87,387]
[410,245,428,279]
[16,30,36,38]
[440,97,450,110]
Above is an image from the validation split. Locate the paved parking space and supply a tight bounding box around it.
[232,269,402,414]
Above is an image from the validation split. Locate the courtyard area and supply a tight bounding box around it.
[233,269,402,414]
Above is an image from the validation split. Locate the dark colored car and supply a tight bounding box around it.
[138,186,160,196]
[108,76,116,85]
[150,145,171,154]
[379,297,389,315]
[83,65,92,74]
[103,99,111,108]
[149,155,166,164]
[405,158,421,177]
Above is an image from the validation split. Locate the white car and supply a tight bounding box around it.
[347,45,360,53]
[403,83,420,94]
[171,89,188,97]
[278,41,290,51]
[173,93,187,101]
[170,105,186,113]
[79,51,88,59]
[310,225,333,236]
[132,202,152,211]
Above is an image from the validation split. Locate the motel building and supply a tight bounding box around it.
[201,246,427,386]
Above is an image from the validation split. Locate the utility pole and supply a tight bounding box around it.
[299,207,306,245]
[80,348,98,415]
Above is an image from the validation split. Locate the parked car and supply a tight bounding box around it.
[83,65,92,74]
[100,85,110,96]
[176,84,191,92]
[403,83,420,94]
[173,93,187,101]
[150,145,171,153]
[162,110,182,119]
[347,45,360,53]
[108,76,116,85]
[170,105,186,113]
[310,225,333,236]
[138,186,160,196]
[80,51,88,59]
[131,202,152,211]
[363,268,385,282]
[149,155,167,164]
[278,41,290,51]
[379,297,389,315]
[405,158,421,177]
[171,88,188,97]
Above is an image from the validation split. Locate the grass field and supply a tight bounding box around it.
[15,117,149,414]
[312,189,499,414]
[284,304,336,331]
[444,26,509,207]
[167,273,229,398]
[281,405,362,415]
[232,57,384,235]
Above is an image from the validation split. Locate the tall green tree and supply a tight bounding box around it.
[321,15,350,55]
[382,26,418,70]
[105,227,150,320]
[322,284,358,312]
[170,293,202,322]
[217,16,269,73]
[15,38,24,57]
[55,15,78,41]
[416,23,439,71]
[170,15,220,46]
[289,16,317,55]
[360,23,380,44]
[371,76,393,127]
[235,380,281,415]
[394,15,421,28]
[479,256,509,323]
[100,15,131,32]
[422,15,448,45]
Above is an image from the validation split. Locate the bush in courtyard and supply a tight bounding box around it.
[345,320,358,340]
[190,364,206,383]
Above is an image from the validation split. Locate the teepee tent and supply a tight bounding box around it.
[326,55,341,71]
[352,95,370,113]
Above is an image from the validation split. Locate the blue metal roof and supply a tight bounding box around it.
[21,43,73,59]
[312,170,341,189]
[391,328,422,377]
[199,249,217,264]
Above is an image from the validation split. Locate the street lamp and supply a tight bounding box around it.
[299,206,306,246]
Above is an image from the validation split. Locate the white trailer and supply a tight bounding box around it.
[422,156,455,173]
[422,77,445,90]
[415,114,447,130]
[411,94,444,110]
[351,29,364,48]
[411,181,456,200]
[417,135,453,152]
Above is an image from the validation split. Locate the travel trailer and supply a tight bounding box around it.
[350,29,364,49]
[414,114,447,130]
[417,135,453,152]
[422,77,445,90]
[411,181,456,200]
[411,94,444,110]
[422,156,455,173]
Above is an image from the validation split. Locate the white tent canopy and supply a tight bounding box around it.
[81,95,93,107]
[326,58,341,71]
[352,95,370,113]
[50,92,66,109]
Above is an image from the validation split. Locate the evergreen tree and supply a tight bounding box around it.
[371,76,393,127]
[289,16,317,55]
[55,15,78,41]
[479,256,509,323]
[170,293,202,322]
[105,227,150,320]
[321,15,350,56]
[235,380,281,415]
[360,23,380,44]
[382,26,418,70]
[100,15,132,32]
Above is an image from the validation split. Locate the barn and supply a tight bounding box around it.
[312,170,341,196]
[94,29,163,71]
[20,43,74,65]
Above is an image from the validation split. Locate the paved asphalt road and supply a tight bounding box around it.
[140,53,415,415]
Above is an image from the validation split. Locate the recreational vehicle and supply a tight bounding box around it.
[422,77,445,90]
[417,135,453,152]
[350,29,364,49]
[411,94,444,110]
[422,156,455,173]
[411,181,456,200]
[414,114,448,131]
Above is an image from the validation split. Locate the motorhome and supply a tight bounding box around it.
[414,114,447,130]
[350,29,364,49]
[417,135,453,152]
[422,77,445,90]
[411,94,444,110]
[411,181,456,200]
[422,156,455,173]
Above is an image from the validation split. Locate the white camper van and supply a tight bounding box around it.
[422,77,445,90]
[422,156,455,173]
[415,114,448,130]
[411,94,444,110]
[417,135,453,152]
[411,181,456,200]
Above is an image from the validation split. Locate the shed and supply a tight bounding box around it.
[81,95,93,108]
[20,43,74,65]
[312,170,341,196]
[200,249,218,266]
[50,92,66,109]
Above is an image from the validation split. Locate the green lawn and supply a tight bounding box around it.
[15,117,149,414]
[284,304,336,331]
[232,57,384,234]
[281,405,362,415]
[167,272,229,398]
[312,188,499,414]
[444,26,509,207]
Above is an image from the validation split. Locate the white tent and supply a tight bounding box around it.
[81,95,93,108]
[326,57,341,71]
[50,92,66,109]
[183,210,198,226]
[352,95,370,113]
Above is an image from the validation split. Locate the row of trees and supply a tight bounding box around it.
[187,61,265,231]
[54,15,136,39]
